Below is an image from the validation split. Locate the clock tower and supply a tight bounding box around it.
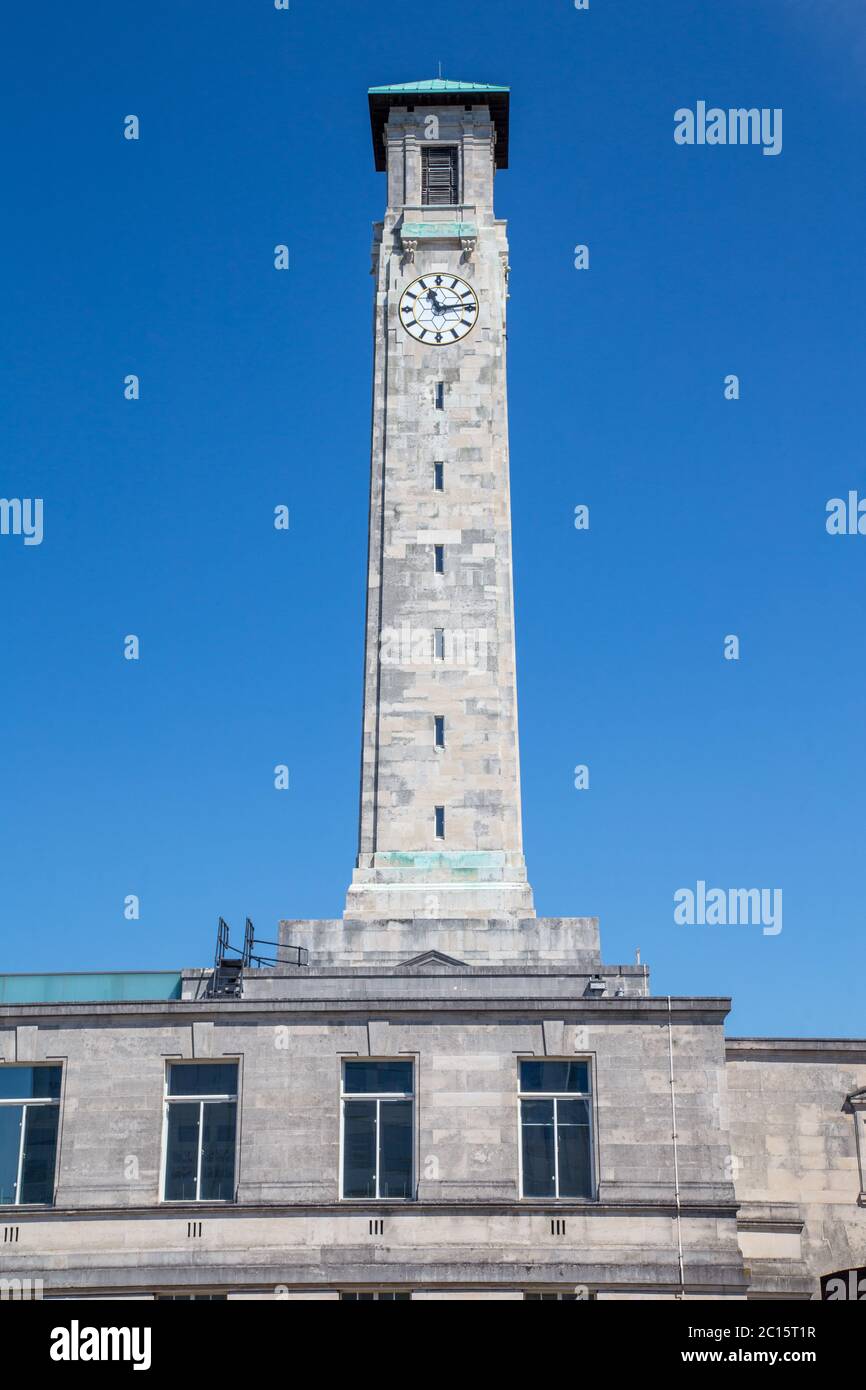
[346,80,536,922]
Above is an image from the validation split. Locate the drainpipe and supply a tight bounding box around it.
[667,995,686,1299]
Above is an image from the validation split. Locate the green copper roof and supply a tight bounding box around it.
[368,79,509,95]
[368,80,510,170]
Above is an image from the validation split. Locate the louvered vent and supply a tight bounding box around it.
[422,146,459,205]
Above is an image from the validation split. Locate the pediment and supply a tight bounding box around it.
[395,949,467,972]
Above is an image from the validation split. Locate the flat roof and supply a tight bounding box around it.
[368,78,510,171]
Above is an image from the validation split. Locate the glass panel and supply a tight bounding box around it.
[519,1061,589,1094]
[159,1295,228,1301]
[164,1101,200,1200]
[379,1100,412,1199]
[200,1101,237,1201]
[19,1104,59,1204]
[0,1106,23,1204]
[521,1099,555,1197]
[557,1099,593,1198]
[0,1065,62,1101]
[343,1061,413,1095]
[343,1100,377,1198]
[167,1063,238,1097]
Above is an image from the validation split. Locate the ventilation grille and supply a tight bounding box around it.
[422,147,459,205]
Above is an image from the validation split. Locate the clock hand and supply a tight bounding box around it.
[418,291,477,316]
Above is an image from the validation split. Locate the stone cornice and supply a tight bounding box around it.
[0,995,733,1025]
[726,1037,866,1061]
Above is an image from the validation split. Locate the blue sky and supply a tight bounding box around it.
[1,1,864,1036]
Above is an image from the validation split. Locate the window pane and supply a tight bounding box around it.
[379,1100,412,1199]
[344,1061,412,1095]
[167,1063,237,1097]
[521,1099,555,1197]
[519,1061,589,1094]
[158,1295,228,1301]
[200,1101,237,1201]
[557,1099,592,1198]
[19,1104,59,1204]
[0,1106,23,1204]
[0,1066,61,1101]
[343,1100,377,1197]
[164,1101,200,1200]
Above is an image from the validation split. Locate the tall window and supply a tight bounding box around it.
[163,1062,238,1202]
[433,628,445,660]
[519,1060,594,1199]
[421,146,459,205]
[434,715,445,749]
[342,1060,413,1200]
[0,1066,61,1206]
[434,462,444,491]
[434,544,445,574]
[435,806,445,839]
[434,382,445,410]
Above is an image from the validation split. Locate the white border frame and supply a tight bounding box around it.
[159,1059,240,1204]
[339,1058,415,1202]
[0,1063,63,1208]
[516,1056,597,1202]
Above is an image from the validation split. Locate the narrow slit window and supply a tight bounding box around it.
[434,806,446,839]
[434,545,444,575]
[434,462,444,491]
[434,382,445,410]
[433,628,445,660]
[434,716,445,749]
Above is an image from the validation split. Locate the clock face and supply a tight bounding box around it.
[398,273,479,344]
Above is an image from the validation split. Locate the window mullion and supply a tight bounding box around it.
[15,1103,27,1206]
[375,1097,381,1199]
[196,1100,204,1201]
[552,1096,560,1198]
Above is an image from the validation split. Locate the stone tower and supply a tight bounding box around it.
[346,79,535,923]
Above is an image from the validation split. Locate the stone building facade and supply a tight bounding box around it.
[0,81,862,1302]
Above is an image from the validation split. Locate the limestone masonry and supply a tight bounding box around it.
[0,81,862,1302]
